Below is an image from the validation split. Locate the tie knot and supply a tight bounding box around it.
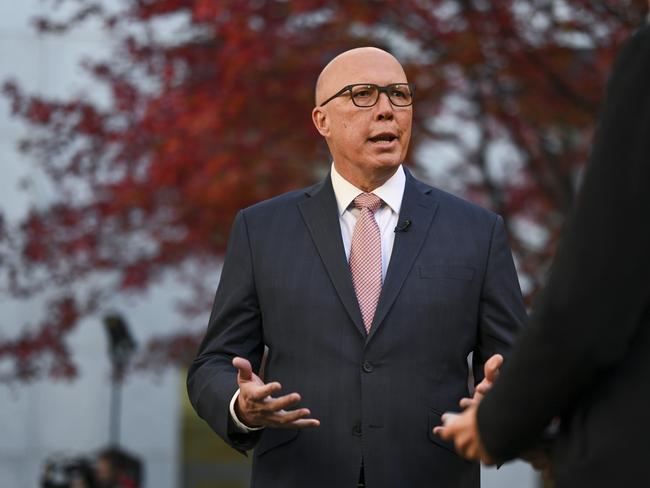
[353,193,382,213]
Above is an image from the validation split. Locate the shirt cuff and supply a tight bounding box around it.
[229,388,265,433]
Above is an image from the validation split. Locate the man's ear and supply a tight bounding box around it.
[312,106,330,137]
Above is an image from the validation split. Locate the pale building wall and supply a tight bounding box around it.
[0,2,181,487]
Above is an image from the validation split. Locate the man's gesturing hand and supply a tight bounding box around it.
[233,357,321,429]
[433,404,494,464]
[432,354,503,463]
[459,353,503,409]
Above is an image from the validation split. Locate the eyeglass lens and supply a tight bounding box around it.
[350,84,412,107]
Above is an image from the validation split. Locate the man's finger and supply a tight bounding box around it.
[289,418,321,428]
[433,414,459,441]
[233,356,253,382]
[484,353,504,381]
[433,425,452,440]
[475,382,492,395]
[441,412,459,426]
[245,381,283,401]
[267,408,320,427]
[459,397,473,409]
[258,392,302,412]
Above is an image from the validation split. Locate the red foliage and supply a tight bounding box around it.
[0,296,79,382]
[0,0,646,380]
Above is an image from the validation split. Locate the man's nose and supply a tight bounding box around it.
[374,92,394,120]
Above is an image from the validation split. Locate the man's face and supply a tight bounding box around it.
[313,50,413,178]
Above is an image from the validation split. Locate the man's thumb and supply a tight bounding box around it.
[233,356,253,382]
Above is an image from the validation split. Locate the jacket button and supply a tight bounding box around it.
[352,423,362,436]
[362,361,374,373]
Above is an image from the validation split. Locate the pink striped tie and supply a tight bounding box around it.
[349,193,383,333]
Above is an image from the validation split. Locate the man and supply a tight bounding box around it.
[187,47,526,488]
[435,17,650,488]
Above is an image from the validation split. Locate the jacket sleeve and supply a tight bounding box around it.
[186,209,265,452]
[473,214,528,383]
[477,25,650,462]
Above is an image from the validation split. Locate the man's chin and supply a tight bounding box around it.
[367,154,403,170]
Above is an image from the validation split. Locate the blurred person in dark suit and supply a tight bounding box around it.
[95,448,141,488]
[435,12,650,488]
[187,46,526,488]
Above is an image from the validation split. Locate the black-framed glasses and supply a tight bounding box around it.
[319,83,415,107]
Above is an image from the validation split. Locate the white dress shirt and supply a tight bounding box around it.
[330,163,405,280]
[230,163,407,432]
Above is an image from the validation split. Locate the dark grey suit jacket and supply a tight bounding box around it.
[477,25,650,488]
[188,169,526,488]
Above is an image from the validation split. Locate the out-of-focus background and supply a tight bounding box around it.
[0,1,646,487]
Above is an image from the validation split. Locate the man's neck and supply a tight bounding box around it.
[333,162,399,192]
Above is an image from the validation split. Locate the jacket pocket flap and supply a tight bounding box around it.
[419,265,475,280]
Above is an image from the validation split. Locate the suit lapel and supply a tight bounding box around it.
[298,175,367,337]
[368,171,439,342]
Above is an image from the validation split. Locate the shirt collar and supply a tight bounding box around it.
[330,163,405,216]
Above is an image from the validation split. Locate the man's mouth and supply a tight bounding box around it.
[368,132,398,144]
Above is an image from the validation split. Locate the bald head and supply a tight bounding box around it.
[310,46,413,191]
[314,47,408,106]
